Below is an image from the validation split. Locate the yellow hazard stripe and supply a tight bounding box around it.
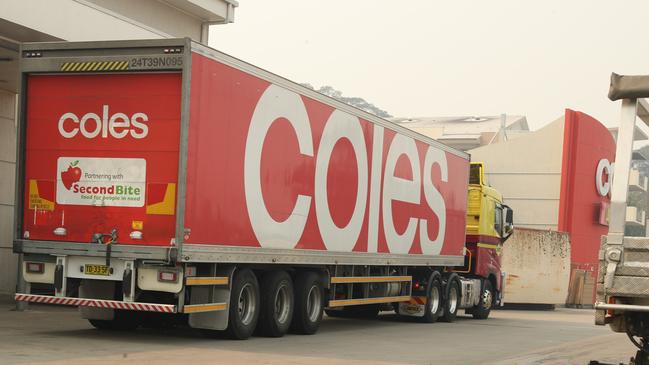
[477,243,499,250]
[328,295,411,307]
[183,303,227,313]
[409,296,427,305]
[59,60,129,72]
[185,277,229,286]
[331,276,412,284]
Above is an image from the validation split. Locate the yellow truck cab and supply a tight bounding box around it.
[462,162,513,318]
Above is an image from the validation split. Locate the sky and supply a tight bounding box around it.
[210,0,649,130]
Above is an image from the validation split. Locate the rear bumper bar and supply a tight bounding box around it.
[15,293,177,313]
[594,302,649,313]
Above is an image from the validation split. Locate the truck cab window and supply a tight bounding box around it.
[494,204,503,237]
[469,163,481,185]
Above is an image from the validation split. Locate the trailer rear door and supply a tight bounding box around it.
[22,72,181,246]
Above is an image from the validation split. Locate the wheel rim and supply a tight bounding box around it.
[482,289,493,309]
[238,283,256,325]
[306,285,321,322]
[448,285,458,314]
[430,286,440,314]
[274,284,291,324]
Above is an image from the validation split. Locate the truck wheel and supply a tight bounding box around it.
[441,279,460,322]
[226,268,260,340]
[471,280,493,320]
[258,271,294,337]
[291,271,324,335]
[420,276,443,323]
[88,310,140,331]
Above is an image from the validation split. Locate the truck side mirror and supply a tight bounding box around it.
[502,205,514,242]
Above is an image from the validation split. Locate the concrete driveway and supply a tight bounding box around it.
[0,304,636,365]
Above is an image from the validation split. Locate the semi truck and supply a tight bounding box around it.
[13,39,513,339]
[596,74,649,364]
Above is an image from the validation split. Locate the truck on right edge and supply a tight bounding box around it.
[596,74,649,364]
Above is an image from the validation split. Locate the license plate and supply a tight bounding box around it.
[84,264,110,276]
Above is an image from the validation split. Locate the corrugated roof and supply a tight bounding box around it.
[392,115,529,135]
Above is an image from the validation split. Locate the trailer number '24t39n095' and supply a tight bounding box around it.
[14,39,513,340]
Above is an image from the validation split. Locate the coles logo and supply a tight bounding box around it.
[595,158,613,197]
[58,105,149,139]
[61,160,82,190]
[243,85,453,255]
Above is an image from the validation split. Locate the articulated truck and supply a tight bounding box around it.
[13,39,513,339]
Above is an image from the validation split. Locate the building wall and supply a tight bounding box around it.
[84,0,206,40]
[470,109,615,305]
[0,90,17,298]
[1,1,166,41]
[557,110,615,276]
[469,117,566,230]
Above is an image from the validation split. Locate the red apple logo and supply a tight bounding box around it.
[61,160,82,190]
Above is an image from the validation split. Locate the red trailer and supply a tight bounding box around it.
[14,39,499,339]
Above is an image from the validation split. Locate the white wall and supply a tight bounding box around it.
[2,0,166,41]
[0,90,17,299]
[469,117,566,230]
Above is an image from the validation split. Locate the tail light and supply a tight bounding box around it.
[26,262,45,274]
[158,270,178,283]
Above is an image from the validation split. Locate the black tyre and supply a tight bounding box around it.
[633,349,649,365]
[441,279,460,323]
[258,271,294,337]
[471,279,494,320]
[226,268,260,340]
[291,271,324,335]
[88,310,140,331]
[419,275,443,323]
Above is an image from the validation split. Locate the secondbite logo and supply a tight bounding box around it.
[58,105,149,139]
[56,157,146,207]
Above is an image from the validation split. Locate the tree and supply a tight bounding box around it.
[300,83,392,118]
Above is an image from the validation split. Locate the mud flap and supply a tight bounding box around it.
[398,297,426,317]
[78,280,115,320]
[188,265,236,331]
